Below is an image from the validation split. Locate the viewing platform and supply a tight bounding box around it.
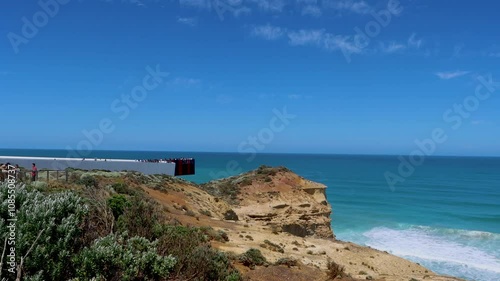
[0,156,195,176]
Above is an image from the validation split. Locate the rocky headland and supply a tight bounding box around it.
[138,165,464,281]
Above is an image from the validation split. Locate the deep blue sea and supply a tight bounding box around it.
[1,149,499,281]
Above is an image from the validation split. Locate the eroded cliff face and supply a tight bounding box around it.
[200,166,334,239]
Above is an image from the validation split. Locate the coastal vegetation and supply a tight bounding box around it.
[0,173,241,281]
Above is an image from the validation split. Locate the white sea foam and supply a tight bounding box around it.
[362,226,500,281]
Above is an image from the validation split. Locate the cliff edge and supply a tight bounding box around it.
[137,165,464,281]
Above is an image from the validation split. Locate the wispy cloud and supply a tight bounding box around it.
[250,27,362,55]
[251,24,285,40]
[287,29,324,46]
[435,70,470,80]
[177,17,197,26]
[324,0,372,14]
[489,52,500,57]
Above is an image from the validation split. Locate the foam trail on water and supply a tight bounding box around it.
[362,226,500,281]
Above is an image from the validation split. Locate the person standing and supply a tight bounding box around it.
[31,163,38,182]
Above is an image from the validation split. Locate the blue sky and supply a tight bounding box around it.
[1,0,499,156]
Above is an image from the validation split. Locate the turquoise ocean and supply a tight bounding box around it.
[1,149,499,281]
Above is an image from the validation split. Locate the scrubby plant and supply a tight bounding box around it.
[239,248,267,269]
[326,257,345,279]
[117,196,162,239]
[74,233,176,280]
[262,239,284,253]
[76,175,97,187]
[0,183,88,280]
[275,257,298,267]
[107,194,129,219]
[111,182,137,195]
[154,225,240,280]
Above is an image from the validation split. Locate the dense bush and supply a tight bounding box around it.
[275,257,298,267]
[155,225,240,280]
[76,175,98,187]
[0,183,88,280]
[108,194,129,219]
[74,233,176,280]
[117,196,162,239]
[112,182,137,196]
[239,248,267,269]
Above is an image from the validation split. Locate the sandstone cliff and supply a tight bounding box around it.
[131,166,465,281]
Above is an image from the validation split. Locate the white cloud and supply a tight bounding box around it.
[177,17,197,26]
[288,94,302,100]
[408,33,423,49]
[435,70,470,80]
[250,26,363,56]
[489,52,500,57]
[251,24,285,40]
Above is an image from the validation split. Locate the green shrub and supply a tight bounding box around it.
[0,183,88,280]
[155,225,240,280]
[112,182,136,195]
[117,196,162,239]
[107,194,129,219]
[74,233,176,280]
[76,175,97,187]
[275,257,298,267]
[239,248,267,269]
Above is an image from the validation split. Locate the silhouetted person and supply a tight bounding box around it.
[31,163,38,182]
